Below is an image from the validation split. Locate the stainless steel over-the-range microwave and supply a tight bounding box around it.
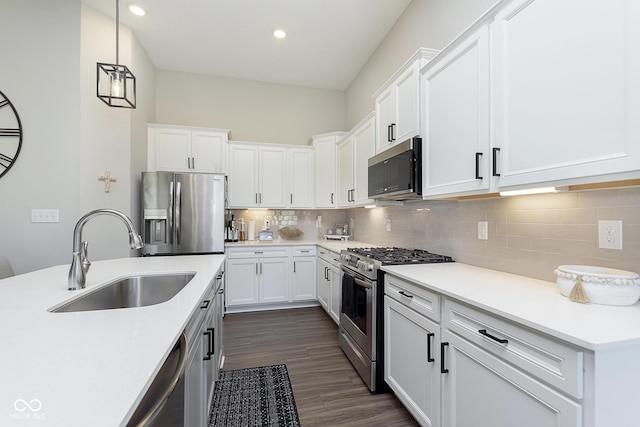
[368,136,422,200]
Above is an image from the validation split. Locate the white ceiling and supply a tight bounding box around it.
[79,0,412,91]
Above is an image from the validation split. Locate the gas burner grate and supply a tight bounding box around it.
[346,247,453,265]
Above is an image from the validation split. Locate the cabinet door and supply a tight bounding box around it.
[228,144,259,207]
[337,136,354,207]
[314,138,337,208]
[394,62,421,144]
[184,337,205,427]
[292,257,317,301]
[289,148,314,208]
[154,128,192,172]
[259,257,290,303]
[441,330,581,427]
[491,0,640,188]
[352,116,375,206]
[375,87,394,153]
[225,258,259,306]
[316,259,330,310]
[259,147,288,207]
[385,296,441,427]
[328,266,342,324]
[191,131,226,173]
[422,24,490,198]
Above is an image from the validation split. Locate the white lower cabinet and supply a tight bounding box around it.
[226,245,320,312]
[292,246,317,301]
[385,274,583,427]
[384,296,441,427]
[226,256,289,306]
[317,247,341,324]
[183,267,224,427]
[316,258,330,311]
[441,329,581,427]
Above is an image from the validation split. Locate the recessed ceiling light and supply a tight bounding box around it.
[129,4,146,16]
[273,29,287,39]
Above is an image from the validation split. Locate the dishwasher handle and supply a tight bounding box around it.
[127,333,188,427]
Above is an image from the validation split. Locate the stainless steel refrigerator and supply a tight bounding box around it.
[141,172,226,256]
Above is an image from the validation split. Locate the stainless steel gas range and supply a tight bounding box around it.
[338,247,453,393]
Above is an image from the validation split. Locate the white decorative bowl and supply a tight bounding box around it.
[554,265,640,306]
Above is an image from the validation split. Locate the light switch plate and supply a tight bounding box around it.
[31,209,59,223]
[478,221,488,240]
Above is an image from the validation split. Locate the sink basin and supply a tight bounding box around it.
[51,273,195,313]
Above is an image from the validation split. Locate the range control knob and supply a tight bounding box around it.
[357,260,373,271]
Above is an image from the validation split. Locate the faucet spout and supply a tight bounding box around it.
[68,209,144,290]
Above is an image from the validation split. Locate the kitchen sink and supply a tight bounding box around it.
[50,273,195,313]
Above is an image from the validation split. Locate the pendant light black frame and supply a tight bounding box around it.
[96,0,137,109]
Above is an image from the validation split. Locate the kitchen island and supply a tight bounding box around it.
[0,254,225,426]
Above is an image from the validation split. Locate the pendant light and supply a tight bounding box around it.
[97,0,136,109]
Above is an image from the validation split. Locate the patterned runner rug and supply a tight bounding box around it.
[208,364,301,427]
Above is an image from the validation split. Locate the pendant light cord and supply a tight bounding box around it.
[115,0,120,66]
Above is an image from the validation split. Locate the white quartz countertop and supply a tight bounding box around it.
[382,263,640,351]
[0,255,225,426]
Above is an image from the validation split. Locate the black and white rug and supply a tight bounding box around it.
[208,364,301,427]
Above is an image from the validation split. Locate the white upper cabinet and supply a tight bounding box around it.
[313,132,345,208]
[374,49,439,154]
[338,113,376,207]
[418,0,640,199]
[148,124,229,173]
[227,142,288,208]
[289,147,315,208]
[337,133,354,208]
[491,0,640,189]
[421,24,490,198]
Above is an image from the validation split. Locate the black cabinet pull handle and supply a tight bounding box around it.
[441,342,449,373]
[391,123,396,141]
[331,193,334,204]
[387,124,392,142]
[478,329,508,344]
[200,300,210,309]
[207,327,215,355]
[203,330,213,360]
[192,157,195,169]
[293,261,296,273]
[475,152,483,180]
[290,193,293,204]
[398,290,413,299]
[427,332,435,363]
[492,147,501,177]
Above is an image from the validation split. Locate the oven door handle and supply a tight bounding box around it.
[353,276,373,289]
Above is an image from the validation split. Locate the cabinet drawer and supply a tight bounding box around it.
[292,245,316,257]
[385,274,441,322]
[444,299,584,399]
[226,246,292,258]
[317,249,340,266]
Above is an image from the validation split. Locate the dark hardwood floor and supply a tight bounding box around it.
[222,307,418,427]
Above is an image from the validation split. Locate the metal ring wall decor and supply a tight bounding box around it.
[0,90,23,179]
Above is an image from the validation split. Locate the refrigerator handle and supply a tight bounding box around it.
[169,181,174,243]
[175,181,182,244]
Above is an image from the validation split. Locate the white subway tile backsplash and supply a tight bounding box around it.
[350,187,640,282]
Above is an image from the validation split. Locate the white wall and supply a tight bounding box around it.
[0,1,155,274]
[155,70,347,145]
[0,0,81,274]
[346,0,496,127]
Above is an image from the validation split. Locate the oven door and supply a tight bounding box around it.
[340,267,375,359]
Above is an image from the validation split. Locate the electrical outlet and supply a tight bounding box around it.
[384,216,391,232]
[478,221,488,240]
[598,220,622,250]
[31,209,59,223]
